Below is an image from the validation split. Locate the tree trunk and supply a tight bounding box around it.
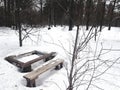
[16,0,22,46]
[68,25,79,90]
[48,0,52,30]
[108,0,117,30]
[69,0,74,31]
[4,0,7,26]
[40,0,43,25]
[85,0,93,30]
[99,2,105,32]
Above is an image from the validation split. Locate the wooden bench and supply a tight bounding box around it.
[5,50,57,72]
[23,59,64,87]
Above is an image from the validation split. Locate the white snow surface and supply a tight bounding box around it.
[0,26,120,90]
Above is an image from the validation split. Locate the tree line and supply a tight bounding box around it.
[0,0,120,30]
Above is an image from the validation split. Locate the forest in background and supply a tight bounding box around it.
[0,0,120,30]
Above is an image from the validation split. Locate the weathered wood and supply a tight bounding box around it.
[20,65,32,72]
[5,56,24,67]
[33,50,45,55]
[45,52,56,62]
[26,78,36,87]
[15,51,35,59]
[22,52,56,68]
[14,50,46,59]
[23,59,64,87]
[55,63,63,70]
[5,51,57,72]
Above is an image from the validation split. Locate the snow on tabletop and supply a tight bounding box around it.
[17,54,40,63]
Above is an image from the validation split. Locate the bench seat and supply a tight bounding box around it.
[23,59,64,87]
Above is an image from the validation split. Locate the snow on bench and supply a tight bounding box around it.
[23,59,64,87]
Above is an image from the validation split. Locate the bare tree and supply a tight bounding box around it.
[108,0,117,30]
[85,0,94,30]
[66,1,120,88]
[16,0,22,46]
[40,0,43,24]
[66,24,120,90]
[95,1,106,32]
[68,0,74,31]
[68,25,79,90]
[3,0,7,26]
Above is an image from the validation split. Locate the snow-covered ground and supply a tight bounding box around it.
[0,26,120,90]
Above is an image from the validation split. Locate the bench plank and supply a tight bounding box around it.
[23,59,64,80]
[23,59,63,87]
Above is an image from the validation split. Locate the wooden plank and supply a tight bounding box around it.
[22,52,56,68]
[23,59,64,80]
[15,50,36,59]
[16,50,47,59]
[33,50,46,56]
[5,56,24,67]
